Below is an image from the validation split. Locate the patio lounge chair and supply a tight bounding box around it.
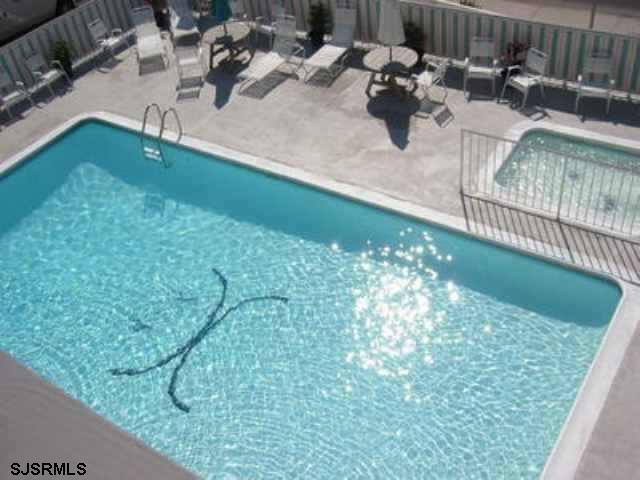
[131,6,170,73]
[574,54,615,115]
[87,18,130,61]
[24,52,72,100]
[303,6,356,84]
[410,58,450,109]
[175,45,204,90]
[238,15,303,91]
[463,37,499,100]
[500,47,548,109]
[168,0,200,45]
[0,70,34,120]
[255,0,286,49]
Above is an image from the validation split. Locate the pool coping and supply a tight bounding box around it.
[2,111,639,480]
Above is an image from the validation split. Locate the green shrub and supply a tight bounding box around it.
[53,40,73,78]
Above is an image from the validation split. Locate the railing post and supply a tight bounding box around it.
[555,156,569,221]
[459,129,466,196]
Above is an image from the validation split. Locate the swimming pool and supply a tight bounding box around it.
[494,127,640,235]
[0,117,622,479]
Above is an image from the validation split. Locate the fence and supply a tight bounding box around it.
[2,0,640,93]
[0,0,134,88]
[241,0,640,94]
[460,129,640,237]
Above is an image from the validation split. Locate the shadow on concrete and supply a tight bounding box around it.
[366,89,420,150]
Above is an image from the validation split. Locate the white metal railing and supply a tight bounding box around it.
[460,129,640,236]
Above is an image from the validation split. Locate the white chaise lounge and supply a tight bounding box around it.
[303,5,356,85]
[238,15,303,92]
[168,0,200,45]
[131,6,170,73]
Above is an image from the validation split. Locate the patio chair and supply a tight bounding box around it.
[463,37,499,100]
[303,6,357,85]
[574,54,615,115]
[87,18,130,61]
[24,52,72,100]
[168,0,200,45]
[175,45,204,90]
[255,0,286,49]
[500,47,548,109]
[238,15,304,92]
[131,6,170,73]
[409,58,450,109]
[0,70,35,120]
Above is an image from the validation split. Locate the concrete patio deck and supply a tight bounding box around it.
[1,40,640,479]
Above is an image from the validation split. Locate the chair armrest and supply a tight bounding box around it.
[111,28,123,37]
[292,44,305,57]
[506,65,520,73]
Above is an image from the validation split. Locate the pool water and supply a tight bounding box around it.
[495,130,640,233]
[0,120,620,479]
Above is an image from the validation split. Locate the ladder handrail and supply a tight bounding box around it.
[160,108,183,144]
[141,103,162,138]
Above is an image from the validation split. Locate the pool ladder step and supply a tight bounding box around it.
[140,104,184,168]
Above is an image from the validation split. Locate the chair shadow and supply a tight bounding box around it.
[366,88,420,150]
[206,57,250,109]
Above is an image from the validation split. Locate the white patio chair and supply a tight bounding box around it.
[463,37,499,100]
[238,15,304,92]
[0,70,35,120]
[500,47,548,109]
[24,52,72,100]
[574,54,615,115]
[87,18,130,61]
[168,0,200,45]
[409,58,450,108]
[175,45,204,90]
[303,6,357,84]
[255,0,286,49]
[131,6,169,73]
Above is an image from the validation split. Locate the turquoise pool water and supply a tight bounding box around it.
[495,130,640,232]
[0,120,620,479]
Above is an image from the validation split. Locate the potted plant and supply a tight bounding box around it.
[53,40,73,78]
[404,22,426,64]
[501,41,528,78]
[308,2,331,50]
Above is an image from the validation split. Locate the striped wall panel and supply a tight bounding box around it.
[2,0,640,93]
[0,0,132,88]
[247,0,640,93]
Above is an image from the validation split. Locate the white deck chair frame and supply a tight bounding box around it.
[463,37,499,100]
[303,6,357,85]
[25,52,72,100]
[575,54,615,115]
[409,59,451,112]
[131,6,170,73]
[500,47,548,109]
[255,1,286,49]
[238,15,304,92]
[87,18,130,63]
[0,70,35,121]
[168,0,201,45]
[175,45,205,90]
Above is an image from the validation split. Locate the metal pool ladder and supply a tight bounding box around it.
[140,104,184,168]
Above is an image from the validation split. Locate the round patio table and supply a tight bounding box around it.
[363,46,419,95]
[202,22,252,70]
